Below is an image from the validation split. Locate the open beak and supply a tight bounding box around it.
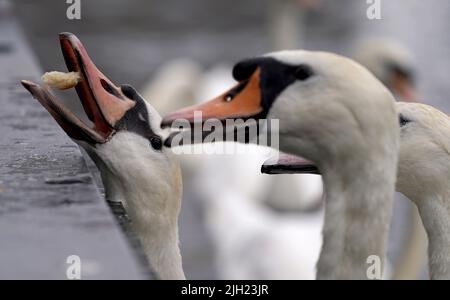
[21,32,135,144]
[161,68,265,128]
[261,153,320,175]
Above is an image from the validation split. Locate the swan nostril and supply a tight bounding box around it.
[100,78,124,100]
[224,80,249,102]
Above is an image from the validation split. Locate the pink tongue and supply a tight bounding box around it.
[264,153,314,167]
[261,152,320,175]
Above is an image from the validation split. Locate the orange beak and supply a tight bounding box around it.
[161,68,265,128]
[59,33,135,132]
[21,32,135,144]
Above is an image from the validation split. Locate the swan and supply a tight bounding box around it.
[143,38,418,212]
[264,38,419,212]
[355,38,426,279]
[141,8,412,280]
[144,61,325,279]
[142,43,418,280]
[354,38,417,102]
[396,102,450,279]
[262,102,450,280]
[21,33,184,280]
[141,0,325,214]
[161,50,400,279]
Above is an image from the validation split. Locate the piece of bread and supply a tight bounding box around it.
[41,71,80,90]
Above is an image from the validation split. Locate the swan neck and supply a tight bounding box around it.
[317,161,395,280]
[416,195,450,280]
[139,223,185,280]
[123,187,185,279]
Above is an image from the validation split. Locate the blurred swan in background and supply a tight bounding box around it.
[354,38,418,102]
[196,149,322,279]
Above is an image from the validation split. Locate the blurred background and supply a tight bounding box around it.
[4,0,450,279]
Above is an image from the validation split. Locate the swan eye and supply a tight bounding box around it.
[399,114,411,127]
[294,64,314,81]
[150,136,163,151]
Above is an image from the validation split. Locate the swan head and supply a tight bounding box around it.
[162,50,399,173]
[354,38,417,102]
[21,33,181,213]
[262,102,450,203]
[395,102,450,203]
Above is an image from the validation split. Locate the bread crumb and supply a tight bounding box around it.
[41,71,80,90]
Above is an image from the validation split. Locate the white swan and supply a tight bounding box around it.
[161,50,400,279]
[143,61,325,279]
[141,0,324,214]
[261,102,450,280]
[396,102,450,279]
[141,7,413,280]
[143,38,418,213]
[258,41,422,274]
[355,38,426,280]
[266,38,419,212]
[354,38,417,102]
[22,33,184,280]
[142,42,419,279]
